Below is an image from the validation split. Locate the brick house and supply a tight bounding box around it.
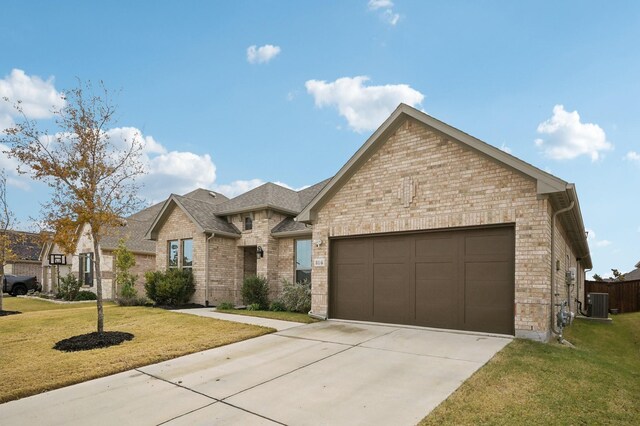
[4,231,45,283]
[145,182,328,305]
[147,104,591,341]
[41,200,166,298]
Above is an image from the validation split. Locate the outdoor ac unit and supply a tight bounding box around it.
[587,293,609,319]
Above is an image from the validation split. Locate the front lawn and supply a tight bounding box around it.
[420,312,640,425]
[216,308,318,323]
[0,298,274,403]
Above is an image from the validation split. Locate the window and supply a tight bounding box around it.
[168,239,193,270]
[79,253,93,286]
[244,216,253,231]
[182,239,193,269]
[168,240,179,268]
[295,239,312,283]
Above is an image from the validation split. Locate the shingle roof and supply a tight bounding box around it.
[180,188,229,205]
[216,182,302,215]
[172,194,240,235]
[298,178,331,209]
[102,189,230,252]
[100,202,166,252]
[7,231,43,261]
[624,267,640,281]
[271,217,310,235]
[271,179,330,236]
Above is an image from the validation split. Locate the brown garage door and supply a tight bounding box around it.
[329,226,515,335]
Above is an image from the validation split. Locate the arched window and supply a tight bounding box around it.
[244,216,253,231]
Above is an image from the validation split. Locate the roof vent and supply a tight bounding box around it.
[209,192,217,198]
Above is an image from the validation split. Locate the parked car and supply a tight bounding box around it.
[2,274,41,296]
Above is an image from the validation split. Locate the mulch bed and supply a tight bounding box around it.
[0,310,22,317]
[54,331,134,352]
[159,303,205,310]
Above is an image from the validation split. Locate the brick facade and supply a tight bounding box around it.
[309,118,580,341]
[154,205,304,306]
[66,223,157,300]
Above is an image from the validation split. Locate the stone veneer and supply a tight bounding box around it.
[310,118,579,341]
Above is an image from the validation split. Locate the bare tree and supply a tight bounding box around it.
[2,81,145,332]
[0,170,19,312]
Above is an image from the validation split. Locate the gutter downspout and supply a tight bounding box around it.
[205,233,216,307]
[577,265,592,316]
[551,201,575,342]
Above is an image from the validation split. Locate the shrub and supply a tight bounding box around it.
[114,239,142,307]
[247,303,261,311]
[117,280,148,306]
[241,275,269,310]
[56,274,81,301]
[269,300,286,312]
[74,290,97,301]
[280,279,311,313]
[144,269,195,306]
[217,301,234,310]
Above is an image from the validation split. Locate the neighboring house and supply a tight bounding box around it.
[65,199,169,299]
[145,182,327,305]
[3,231,45,283]
[40,240,71,294]
[623,261,640,281]
[146,104,591,341]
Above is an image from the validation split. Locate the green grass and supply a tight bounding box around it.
[216,308,318,323]
[0,298,274,403]
[420,312,640,425]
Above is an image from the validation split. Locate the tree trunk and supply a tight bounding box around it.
[0,272,4,312]
[91,231,104,334]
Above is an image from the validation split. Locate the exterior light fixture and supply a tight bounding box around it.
[257,246,264,258]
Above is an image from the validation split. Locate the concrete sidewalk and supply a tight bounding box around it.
[173,307,304,331]
[0,321,511,426]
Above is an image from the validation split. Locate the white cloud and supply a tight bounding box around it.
[247,44,281,64]
[368,0,400,26]
[0,143,31,190]
[586,228,612,248]
[212,179,306,199]
[87,127,215,202]
[534,105,612,161]
[500,143,512,154]
[305,76,424,133]
[368,0,393,10]
[213,179,266,198]
[382,9,400,25]
[0,69,65,131]
[625,151,640,163]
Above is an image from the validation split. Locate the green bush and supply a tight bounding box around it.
[144,269,195,306]
[280,279,311,313]
[56,274,81,301]
[117,280,148,306]
[269,300,286,312]
[246,302,262,311]
[114,238,145,306]
[74,290,97,301]
[217,301,234,310]
[241,275,269,310]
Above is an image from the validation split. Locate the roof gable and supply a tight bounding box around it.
[216,182,301,215]
[145,194,240,240]
[298,104,568,223]
[296,103,591,269]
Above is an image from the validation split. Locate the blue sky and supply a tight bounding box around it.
[1,1,639,278]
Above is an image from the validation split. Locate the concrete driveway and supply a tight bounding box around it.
[0,320,510,425]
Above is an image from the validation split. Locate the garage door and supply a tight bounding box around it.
[329,226,515,335]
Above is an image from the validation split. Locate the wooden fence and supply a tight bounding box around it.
[584,279,640,313]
